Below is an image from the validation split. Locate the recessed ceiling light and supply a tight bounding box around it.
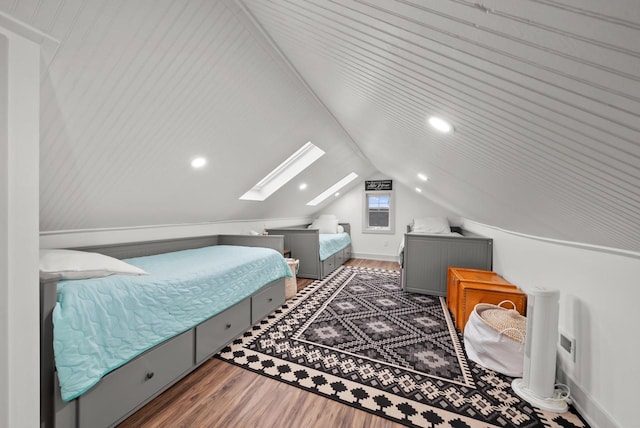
[428,116,453,133]
[334,192,340,197]
[415,187,423,193]
[417,173,428,181]
[299,183,308,190]
[191,157,207,168]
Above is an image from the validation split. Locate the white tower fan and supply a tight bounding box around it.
[511,287,569,413]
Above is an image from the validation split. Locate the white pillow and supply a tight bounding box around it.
[39,249,148,280]
[317,214,337,220]
[412,217,450,234]
[308,214,339,234]
[337,225,345,233]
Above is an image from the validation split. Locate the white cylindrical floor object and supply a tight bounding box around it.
[523,287,560,397]
[512,287,568,413]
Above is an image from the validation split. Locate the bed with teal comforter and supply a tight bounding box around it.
[53,245,291,402]
[319,232,351,261]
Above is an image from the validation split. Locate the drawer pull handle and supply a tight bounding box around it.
[145,372,154,381]
[268,298,273,302]
[225,323,231,329]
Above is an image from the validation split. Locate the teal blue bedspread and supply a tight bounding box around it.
[319,232,351,261]
[53,245,291,402]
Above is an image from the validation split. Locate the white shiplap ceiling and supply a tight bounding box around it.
[241,0,640,252]
[0,0,376,231]
[1,0,639,252]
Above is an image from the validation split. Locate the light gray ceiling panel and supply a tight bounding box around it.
[241,0,640,252]
[2,0,638,252]
[0,0,376,231]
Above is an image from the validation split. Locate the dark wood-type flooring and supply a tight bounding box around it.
[119,259,401,428]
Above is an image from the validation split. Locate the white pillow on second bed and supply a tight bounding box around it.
[412,217,450,234]
[308,214,340,234]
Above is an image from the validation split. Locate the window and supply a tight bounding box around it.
[363,191,394,234]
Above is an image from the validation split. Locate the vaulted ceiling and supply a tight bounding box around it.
[2,0,639,252]
[240,0,640,252]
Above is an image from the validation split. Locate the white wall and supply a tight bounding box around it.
[37,182,639,428]
[463,220,639,428]
[40,216,313,249]
[317,175,459,261]
[0,32,8,428]
[0,27,40,428]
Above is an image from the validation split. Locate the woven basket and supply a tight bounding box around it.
[464,301,527,377]
[478,300,526,343]
[284,258,299,300]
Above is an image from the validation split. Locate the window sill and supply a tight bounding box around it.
[362,228,395,235]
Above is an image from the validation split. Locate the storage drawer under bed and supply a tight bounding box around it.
[196,298,251,363]
[321,255,336,277]
[343,245,352,261]
[251,280,285,324]
[77,329,194,428]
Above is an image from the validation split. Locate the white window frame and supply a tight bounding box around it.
[362,190,395,234]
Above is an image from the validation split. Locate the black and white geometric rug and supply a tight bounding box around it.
[217,266,589,428]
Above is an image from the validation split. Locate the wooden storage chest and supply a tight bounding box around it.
[447,267,513,315]
[447,267,526,331]
[458,282,527,332]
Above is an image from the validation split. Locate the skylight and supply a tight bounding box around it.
[306,172,358,206]
[240,142,325,201]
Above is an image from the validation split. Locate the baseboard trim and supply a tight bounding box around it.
[352,252,399,263]
[556,366,620,428]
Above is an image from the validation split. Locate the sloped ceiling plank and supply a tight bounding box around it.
[248,1,636,189]
[3,0,41,23]
[2,0,637,251]
[253,23,567,235]
[3,0,376,231]
[242,0,640,251]
[257,18,630,231]
[261,1,640,166]
[41,0,188,230]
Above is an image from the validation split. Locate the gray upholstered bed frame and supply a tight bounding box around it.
[265,223,352,280]
[401,226,493,296]
[41,234,286,428]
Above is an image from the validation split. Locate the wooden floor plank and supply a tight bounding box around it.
[119,259,403,428]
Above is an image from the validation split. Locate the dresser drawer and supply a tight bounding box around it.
[335,249,345,267]
[343,245,352,261]
[196,298,250,363]
[251,281,285,324]
[322,254,336,276]
[78,329,194,428]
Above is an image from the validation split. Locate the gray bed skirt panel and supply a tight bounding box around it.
[266,223,351,280]
[401,231,493,296]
